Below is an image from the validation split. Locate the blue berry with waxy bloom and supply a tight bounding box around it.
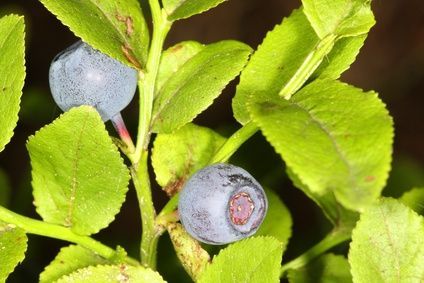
[49,41,138,122]
[178,163,268,245]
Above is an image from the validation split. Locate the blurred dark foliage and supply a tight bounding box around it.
[0,0,423,282]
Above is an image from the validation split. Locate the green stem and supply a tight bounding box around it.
[211,121,258,163]
[131,0,171,269]
[135,1,171,162]
[158,193,180,217]
[279,34,337,100]
[280,227,351,277]
[0,206,139,266]
[131,153,157,268]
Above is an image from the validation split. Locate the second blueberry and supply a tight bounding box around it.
[178,163,268,245]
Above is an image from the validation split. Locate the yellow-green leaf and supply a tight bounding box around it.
[349,198,424,282]
[27,106,130,235]
[55,264,166,283]
[198,237,283,283]
[0,15,25,152]
[39,0,149,69]
[0,221,28,282]
[249,80,393,211]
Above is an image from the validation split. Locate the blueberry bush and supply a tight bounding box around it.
[0,0,423,282]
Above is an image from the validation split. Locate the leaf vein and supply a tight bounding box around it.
[66,111,90,228]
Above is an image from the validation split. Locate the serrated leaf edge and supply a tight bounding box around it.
[0,15,26,153]
[233,8,303,125]
[248,79,394,212]
[200,236,284,282]
[0,224,28,280]
[54,264,165,283]
[152,41,252,133]
[27,106,130,235]
[348,197,424,282]
[167,0,228,21]
[39,0,145,69]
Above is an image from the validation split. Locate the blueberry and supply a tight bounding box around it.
[49,41,138,121]
[178,163,268,245]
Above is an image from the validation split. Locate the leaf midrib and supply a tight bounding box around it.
[66,112,90,228]
[0,17,22,91]
[0,17,21,51]
[378,205,401,281]
[289,100,356,190]
[245,245,280,282]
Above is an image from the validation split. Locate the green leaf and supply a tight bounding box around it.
[156,41,204,98]
[400,187,424,215]
[40,245,109,283]
[233,9,367,124]
[302,0,375,38]
[256,189,292,244]
[152,123,225,194]
[288,254,352,283]
[55,264,166,283]
[287,167,359,227]
[0,169,11,207]
[39,0,149,69]
[312,35,366,79]
[27,106,130,235]
[0,221,28,282]
[0,15,25,153]
[249,80,393,212]
[349,198,424,282]
[198,237,283,283]
[163,0,228,21]
[152,40,251,133]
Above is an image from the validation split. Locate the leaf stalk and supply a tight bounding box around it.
[280,226,351,277]
[0,205,139,266]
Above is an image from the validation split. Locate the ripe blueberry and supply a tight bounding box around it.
[178,163,268,245]
[49,41,138,122]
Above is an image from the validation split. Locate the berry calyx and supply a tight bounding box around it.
[229,192,255,225]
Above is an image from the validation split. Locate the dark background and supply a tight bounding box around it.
[1,0,423,282]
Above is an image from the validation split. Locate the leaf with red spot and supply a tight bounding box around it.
[39,0,149,69]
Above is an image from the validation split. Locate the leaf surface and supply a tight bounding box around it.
[39,0,149,68]
[287,167,359,226]
[152,123,225,194]
[56,264,166,283]
[152,40,251,133]
[233,9,367,124]
[198,237,283,283]
[349,198,424,282]
[249,80,393,211]
[163,0,228,21]
[40,245,109,283]
[156,41,204,98]
[302,0,375,38]
[0,15,25,152]
[28,106,130,235]
[0,221,28,282]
